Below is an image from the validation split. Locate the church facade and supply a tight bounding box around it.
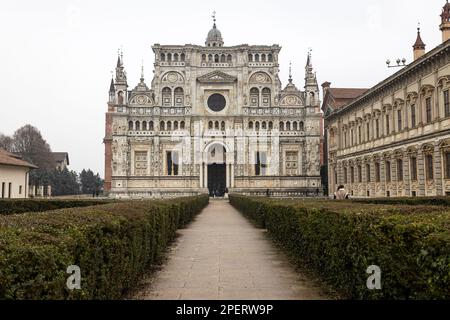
[104,19,322,198]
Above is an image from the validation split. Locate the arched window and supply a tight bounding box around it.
[180,53,185,62]
[280,122,284,131]
[255,54,260,62]
[174,121,178,130]
[299,121,304,131]
[208,121,213,129]
[160,121,165,131]
[249,121,253,129]
[202,54,206,62]
[167,53,172,61]
[135,121,140,131]
[256,122,260,131]
[180,121,185,129]
[293,122,298,131]
[215,121,219,129]
[149,121,154,131]
[173,53,179,62]
[174,87,184,106]
[128,121,133,131]
[250,88,259,107]
[160,53,166,61]
[262,88,271,107]
[167,121,172,131]
[227,54,232,63]
[162,87,171,106]
[286,122,291,131]
[214,54,219,63]
[220,54,226,63]
[118,91,124,105]
[261,54,266,62]
[248,54,253,62]
[262,121,267,130]
[269,121,273,130]
[310,92,315,105]
[268,54,273,62]
[221,121,225,131]
[208,54,213,62]
[142,121,147,131]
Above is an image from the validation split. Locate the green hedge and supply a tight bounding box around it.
[229,195,450,300]
[0,199,112,215]
[0,195,209,299]
[352,196,450,207]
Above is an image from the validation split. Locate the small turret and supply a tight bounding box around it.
[440,0,450,42]
[205,11,224,47]
[413,26,426,60]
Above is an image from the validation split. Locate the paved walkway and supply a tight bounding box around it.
[132,200,327,300]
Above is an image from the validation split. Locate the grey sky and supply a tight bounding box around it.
[0,0,444,176]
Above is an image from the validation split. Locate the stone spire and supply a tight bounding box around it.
[413,25,426,60]
[205,11,224,47]
[441,0,450,42]
[115,49,127,86]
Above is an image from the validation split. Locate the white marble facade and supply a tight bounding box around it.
[104,20,322,198]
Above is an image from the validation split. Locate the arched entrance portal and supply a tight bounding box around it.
[207,144,226,197]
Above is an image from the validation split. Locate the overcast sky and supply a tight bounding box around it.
[0,0,444,176]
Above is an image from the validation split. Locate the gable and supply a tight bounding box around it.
[197,71,237,83]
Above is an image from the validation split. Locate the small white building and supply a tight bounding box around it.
[0,149,38,199]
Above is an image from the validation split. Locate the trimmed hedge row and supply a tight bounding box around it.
[352,196,450,207]
[229,195,450,300]
[0,195,209,299]
[0,199,112,215]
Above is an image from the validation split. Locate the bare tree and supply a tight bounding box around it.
[0,133,14,152]
[12,124,55,172]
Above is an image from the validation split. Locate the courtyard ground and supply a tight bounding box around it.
[131,199,327,300]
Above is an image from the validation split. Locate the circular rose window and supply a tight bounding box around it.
[207,93,226,112]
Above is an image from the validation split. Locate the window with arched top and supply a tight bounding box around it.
[174,87,184,106]
[142,121,147,131]
[256,122,260,131]
[269,121,273,130]
[160,121,165,131]
[268,54,273,62]
[261,54,266,62]
[162,87,171,106]
[215,121,219,129]
[299,121,304,131]
[214,54,219,63]
[262,122,267,130]
[128,121,133,131]
[202,54,206,62]
[167,53,172,61]
[249,121,253,129]
[293,122,298,131]
[280,122,284,131]
[221,121,225,131]
[227,54,232,63]
[286,122,291,131]
[255,54,260,62]
[310,92,315,105]
[180,121,185,130]
[174,121,179,130]
[220,54,226,63]
[135,121,140,131]
[160,53,166,61]
[208,121,213,129]
[262,88,271,107]
[167,121,172,131]
[173,53,179,62]
[149,121,154,131]
[180,53,185,62]
[248,54,253,62]
[250,88,259,107]
[208,54,213,62]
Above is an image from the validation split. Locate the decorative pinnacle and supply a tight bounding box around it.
[289,61,292,83]
[141,59,144,79]
[212,11,216,26]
